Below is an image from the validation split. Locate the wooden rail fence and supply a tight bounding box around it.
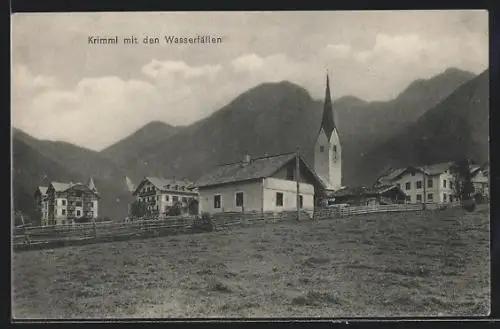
[14,203,454,251]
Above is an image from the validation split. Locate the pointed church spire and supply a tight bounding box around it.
[321,72,337,139]
[88,177,96,191]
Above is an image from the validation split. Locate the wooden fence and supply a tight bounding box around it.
[13,203,453,251]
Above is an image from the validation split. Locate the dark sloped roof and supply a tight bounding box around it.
[47,181,100,196]
[196,152,325,188]
[321,74,337,139]
[329,184,402,198]
[133,177,197,195]
[378,162,454,183]
[197,152,296,187]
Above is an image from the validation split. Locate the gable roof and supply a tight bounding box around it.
[329,184,404,198]
[133,177,197,195]
[50,182,73,192]
[377,162,454,183]
[34,186,48,197]
[47,181,99,196]
[196,152,325,189]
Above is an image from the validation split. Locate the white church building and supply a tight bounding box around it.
[196,74,341,214]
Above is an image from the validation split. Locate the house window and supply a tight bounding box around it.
[405,182,411,190]
[156,195,160,201]
[396,183,401,189]
[276,192,284,207]
[416,194,422,203]
[173,196,179,203]
[427,179,433,188]
[61,199,66,206]
[76,201,82,207]
[450,181,454,189]
[182,197,187,203]
[443,193,447,203]
[299,195,303,209]
[77,210,81,216]
[405,195,411,202]
[235,192,244,207]
[62,209,66,215]
[319,146,325,152]
[214,195,221,209]
[333,145,337,160]
[443,179,447,188]
[427,193,433,202]
[416,181,422,189]
[165,195,169,201]
[286,167,294,180]
[450,196,454,203]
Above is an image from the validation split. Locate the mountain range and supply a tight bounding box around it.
[12,67,488,222]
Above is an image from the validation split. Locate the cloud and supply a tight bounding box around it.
[326,44,352,58]
[12,65,59,92]
[142,60,222,81]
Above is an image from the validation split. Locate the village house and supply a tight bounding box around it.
[470,164,490,198]
[196,152,325,215]
[131,177,199,219]
[327,184,407,206]
[38,178,100,226]
[375,162,458,204]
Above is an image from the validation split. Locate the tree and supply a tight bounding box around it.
[187,198,199,215]
[451,158,476,211]
[450,158,475,201]
[130,199,147,218]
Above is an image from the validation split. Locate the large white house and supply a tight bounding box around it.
[36,178,100,226]
[196,152,325,215]
[375,162,458,204]
[132,177,199,218]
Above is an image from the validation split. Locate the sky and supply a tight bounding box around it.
[11,11,488,151]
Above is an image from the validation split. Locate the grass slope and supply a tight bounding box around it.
[12,205,489,318]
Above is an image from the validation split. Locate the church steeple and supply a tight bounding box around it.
[314,71,342,191]
[321,73,337,139]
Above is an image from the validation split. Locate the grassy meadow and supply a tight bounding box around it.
[12,205,490,318]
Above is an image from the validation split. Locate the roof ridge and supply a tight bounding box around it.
[218,151,297,167]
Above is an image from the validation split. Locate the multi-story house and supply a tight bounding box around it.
[41,178,100,226]
[34,186,49,226]
[471,164,490,197]
[375,162,457,204]
[131,177,199,219]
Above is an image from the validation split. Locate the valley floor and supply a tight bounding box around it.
[12,205,490,319]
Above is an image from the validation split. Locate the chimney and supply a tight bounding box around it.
[243,154,251,164]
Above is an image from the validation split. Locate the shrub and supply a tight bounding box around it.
[461,199,476,212]
[192,212,214,232]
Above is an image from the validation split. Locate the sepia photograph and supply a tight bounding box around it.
[11,10,490,319]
